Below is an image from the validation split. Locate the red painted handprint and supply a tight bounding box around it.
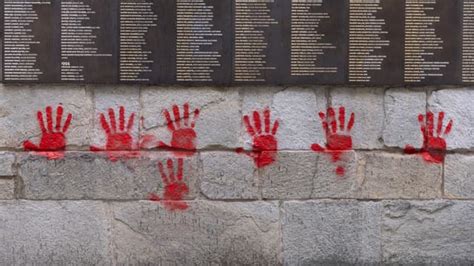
[23,105,72,160]
[90,106,139,161]
[158,103,200,157]
[404,111,453,164]
[149,158,189,211]
[236,108,279,168]
[311,107,355,176]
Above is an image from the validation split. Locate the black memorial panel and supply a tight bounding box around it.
[119,0,175,84]
[404,0,462,84]
[284,0,348,84]
[3,0,60,82]
[348,0,405,85]
[60,0,118,83]
[233,0,286,84]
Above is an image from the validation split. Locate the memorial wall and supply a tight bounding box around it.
[0,0,471,85]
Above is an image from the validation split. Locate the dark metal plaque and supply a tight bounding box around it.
[233,0,286,84]
[284,0,348,84]
[60,0,118,83]
[348,0,405,85]
[404,0,462,84]
[1,0,472,85]
[119,0,175,84]
[3,0,61,82]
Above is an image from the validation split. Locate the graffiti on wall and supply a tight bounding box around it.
[90,106,140,161]
[311,107,355,176]
[21,103,455,212]
[404,111,453,163]
[236,108,279,168]
[149,158,189,211]
[23,105,73,160]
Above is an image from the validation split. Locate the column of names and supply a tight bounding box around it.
[3,0,49,81]
[349,0,389,82]
[405,0,448,83]
[291,0,337,76]
[234,0,278,82]
[120,0,157,82]
[463,0,474,82]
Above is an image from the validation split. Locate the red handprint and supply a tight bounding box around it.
[311,107,355,176]
[23,105,72,160]
[90,106,139,161]
[149,158,189,211]
[157,103,200,157]
[236,108,279,168]
[404,111,453,164]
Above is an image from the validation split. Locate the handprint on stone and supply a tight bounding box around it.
[236,108,279,168]
[23,105,72,160]
[404,111,453,164]
[149,158,189,211]
[90,106,139,161]
[311,107,354,176]
[157,103,200,157]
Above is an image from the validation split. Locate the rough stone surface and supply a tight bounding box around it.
[261,151,317,199]
[445,154,474,199]
[330,87,385,149]
[92,86,140,149]
[383,200,474,264]
[429,89,474,150]
[282,200,382,265]
[272,87,326,150]
[200,151,259,199]
[0,179,14,199]
[313,150,360,198]
[18,152,199,200]
[0,152,15,176]
[141,87,241,149]
[111,201,281,265]
[358,152,442,199]
[384,88,426,149]
[0,201,112,265]
[0,84,93,149]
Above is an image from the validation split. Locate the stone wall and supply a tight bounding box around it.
[0,84,473,264]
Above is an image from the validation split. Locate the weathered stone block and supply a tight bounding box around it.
[383,200,474,264]
[18,152,199,200]
[0,200,112,265]
[0,152,15,176]
[358,152,442,199]
[330,87,385,149]
[445,154,474,199]
[91,86,140,149]
[313,150,360,198]
[273,87,326,150]
[141,87,241,149]
[111,201,281,265]
[261,151,317,199]
[200,151,259,199]
[429,89,474,150]
[282,200,382,265]
[0,84,93,149]
[0,179,14,199]
[383,88,426,149]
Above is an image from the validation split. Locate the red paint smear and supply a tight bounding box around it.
[404,111,452,164]
[236,108,279,168]
[149,158,189,211]
[155,103,199,157]
[90,106,140,161]
[336,166,345,177]
[311,107,354,176]
[23,105,72,160]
